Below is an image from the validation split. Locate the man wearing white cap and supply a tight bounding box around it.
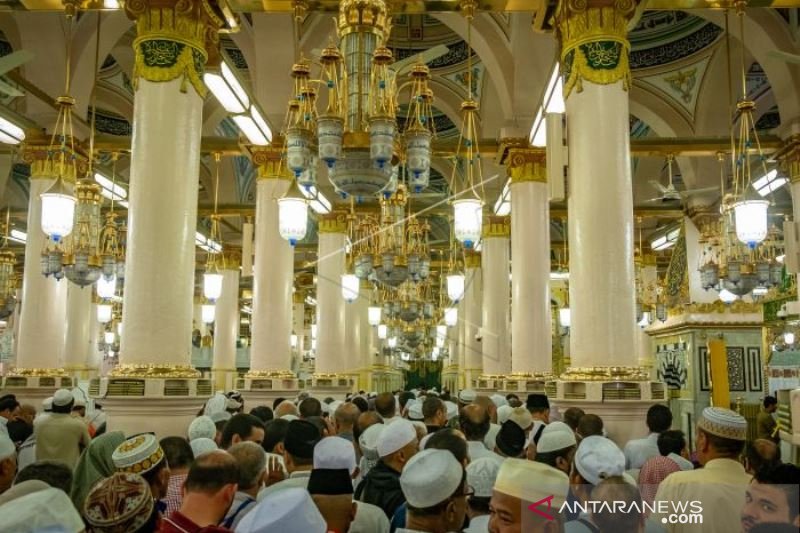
[490,458,570,533]
[459,389,477,407]
[652,406,750,533]
[535,422,577,476]
[397,448,469,533]
[355,418,418,518]
[311,437,390,533]
[0,433,16,495]
[237,487,327,533]
[34,388,90,468]
[464,456,502,533]
[565,435,626,533]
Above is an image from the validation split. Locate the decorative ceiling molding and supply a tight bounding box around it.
[635,53,713,122]
[629,11,722,71]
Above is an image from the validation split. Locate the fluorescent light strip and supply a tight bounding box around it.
[0,116,25,144]
[300,185,331,214]
[9,229,26,243]
[204,72,247,114]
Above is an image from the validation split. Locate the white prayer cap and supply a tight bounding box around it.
[204,392,227,415]
[444,401,458,420]
[42,397,53,411]
[458,389,477,403]
[490,394,508,408]
[188,416,217,441]
[508,407,533,431]
[208,410,232,424]
[281,414,299,421]
[236,487,326,533]
[0,487,84,533]
[698,406,747,441]
[418,433,433,450]
[190,438,218,458]
[359,423,385,461]
[400,449,463,508]
[377,419,417,458]
[574,435,625,485]
[52,388,73,407]
[536,421,577,454]
[407,401,424,421]
[494,458,570,507]
[0,432,15,460]
[466,456,502,498]
[497,404,513,424]
[314,436,357,475]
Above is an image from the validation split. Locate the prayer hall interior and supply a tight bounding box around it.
[0,0,799,531]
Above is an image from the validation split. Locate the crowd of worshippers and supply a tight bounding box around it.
[0,388,798,533]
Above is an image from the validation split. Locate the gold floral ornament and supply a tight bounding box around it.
[555,0,637,99]
[560,366,650,381]
[109,364,200,378]
[6,367,68,377]
[125,0,224,97]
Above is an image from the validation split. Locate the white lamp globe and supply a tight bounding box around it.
[444,307,458,327]
[341,274,359,302]
[368,306,382,326]
[387,336,397,349]
[40,181,76,241]
[278,196,308,246]
[104,330,116,345]
[453,198,483,248]
[97,304,112,324]
[447,274,465,302]
[203,272,223,301]
[201,304,216,324]
[377,324,388,340]
[559,308,571,328]
[783,331,795,345]
[719,288,738,304]
[733,199,769,248]
[96,276,116,299]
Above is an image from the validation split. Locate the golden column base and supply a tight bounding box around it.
[559,366,650,382]
[108,364,201,378]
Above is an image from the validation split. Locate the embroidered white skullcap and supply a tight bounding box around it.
[52,388,73,407]
[497,404,513,424]
[0,432,15,461]
[400,449,463,508]
[112,434,165,475]
[574,436,625,486]
[377,419,417,458]
[537,421,577,454]
[208,410,232,424]
[466,456,502,498]
[698,406,747,441]
[444,401,458,420]
[188,416,216,441]
[490,394,508,408]
[314,436,357,475]
[190,438,218,458]
[458,389,477,403]
[0,487,84,533]
[495,458,570,506]
[508,407,533,431]
[359,423,385,461]
[236,487,326,533]
[407,401,424,421]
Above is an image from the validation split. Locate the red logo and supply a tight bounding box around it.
[527,495,555,521]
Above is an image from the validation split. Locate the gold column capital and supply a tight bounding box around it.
[126,0,224,97]
[555,0,637,98]
[482,215,510,238]
[318,211,349,234]
[685,203,718,229]
[775,134,800,184]
[250,144,292,180]
[507,147,547,184]
[464,250,481,269]
[21,144,87,183]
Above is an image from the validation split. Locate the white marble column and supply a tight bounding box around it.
[481,217,511,376]
[560,3,638,370]
[213,267,240,391]
[63,284,94,377]
[292,298,305,358]
[457,298,466,387]
[509,150,552,374]
[463,252,483,388]
[248,156,293,375]
[13,169,68,373]
[345,288,369,389]
[315,214,347,375]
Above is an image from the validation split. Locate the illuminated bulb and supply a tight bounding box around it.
[444,307,458,327]
[447,274,465,302]
[377,324,388,339]
[203,272,223,300]
[387,336,397,349]
[201,304,216,324]
[559,308,571,328]
[719,289,738,304]
[368,306,382,326]
[104,331,115,345]
[96,276,116,299]
[97,304,112,324]
[784,331,795,345]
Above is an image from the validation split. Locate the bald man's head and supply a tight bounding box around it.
[375,392,396,418]
[184,451,240,495]
[275,400,299,419]
[335,402,360,433]
[745,438,781,474]
[459,404,490,441]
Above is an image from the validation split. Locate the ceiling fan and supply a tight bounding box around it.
[0,50,35,98]
[642,155,718,204]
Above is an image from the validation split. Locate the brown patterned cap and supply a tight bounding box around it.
[698,407,747,441]
[83,472,154,532]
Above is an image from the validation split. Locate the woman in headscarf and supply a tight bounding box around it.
[70,430,125,510]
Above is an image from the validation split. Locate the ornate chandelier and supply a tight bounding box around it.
[283,0,435,200]
[202,153,225,302]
